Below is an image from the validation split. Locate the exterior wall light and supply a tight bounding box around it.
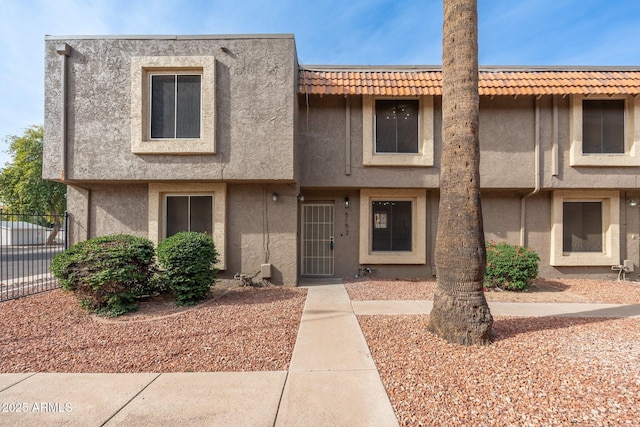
[272,192,278,202]
[629,199,638,207]
[297,194,305,202]
[344,197,350,208]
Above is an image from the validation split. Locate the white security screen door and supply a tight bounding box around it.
[302,203,334,276]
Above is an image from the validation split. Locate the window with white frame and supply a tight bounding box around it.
[131,56,216,154]
[151,74,201,139]
[570,95,640,166]
[165,194,213,237]
[363,96,434,166]
[550,191,620,266]
[359,189,426,264]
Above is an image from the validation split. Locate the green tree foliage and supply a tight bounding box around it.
[0,125,66,243]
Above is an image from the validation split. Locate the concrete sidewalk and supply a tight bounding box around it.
[352,300,640,317]
[1,280,637,426]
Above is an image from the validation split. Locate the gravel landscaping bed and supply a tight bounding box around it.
[358,315,640,426]
[346,277,640,304]
[352,278,640,425]
[3,276,639,425]
[359,315,640,426]
[0,284,307,373]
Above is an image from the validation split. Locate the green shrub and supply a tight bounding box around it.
[156,232,218,305]
[484,241,540,291]
[51,234,155,316]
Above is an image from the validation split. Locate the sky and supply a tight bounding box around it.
[1,0,640,168]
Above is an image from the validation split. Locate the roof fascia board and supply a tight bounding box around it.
[45,34,294,41]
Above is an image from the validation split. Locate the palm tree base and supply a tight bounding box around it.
[428,286,493,346]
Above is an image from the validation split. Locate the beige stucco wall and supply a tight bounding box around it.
[299,94,640,191]
[224,184,298,285]
[66,185,90,245]
[66,183,149,245]
[297,95,441,189]
[479,97,536,188]
[302,187,640,281]
[44,35,297,182]
[67,182,299,285]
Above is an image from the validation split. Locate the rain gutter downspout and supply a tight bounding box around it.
[55,44,92,243]
[345,95,351,175]
[520,97,541,246]
[55,43,71,183]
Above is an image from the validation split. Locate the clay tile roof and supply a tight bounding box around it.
[299,67,640,96]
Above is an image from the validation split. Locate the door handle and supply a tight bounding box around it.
[329,236,334,250]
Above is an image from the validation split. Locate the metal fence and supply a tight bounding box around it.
[0,211,68,301]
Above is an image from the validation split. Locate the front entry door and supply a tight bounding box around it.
[301,203,334,276]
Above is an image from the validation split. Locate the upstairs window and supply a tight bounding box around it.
[562,201,602,253]
[151,74,201,139]
[362,96,434,167]
[375,100,419,153]
[569,95,640,167]
[582,100,624,154]
[130,56,216,154]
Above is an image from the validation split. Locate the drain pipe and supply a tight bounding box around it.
[55,43,71,182]
[520,97,541,246]
[345,95,352,176]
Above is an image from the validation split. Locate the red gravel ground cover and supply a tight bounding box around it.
[351,278,640,426]
[0,285,307,373]
[346,277,640,304]
[359,315,640,426]
[2,277,639,425]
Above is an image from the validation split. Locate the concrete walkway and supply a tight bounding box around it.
[352,300,640,318]
[1,280,638,426]
[276,280,398,426]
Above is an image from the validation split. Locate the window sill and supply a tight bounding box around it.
[363,153,434,167]
[569,153,640,167]
[360,250,425,265]
[132,138,215,155]
[550,252,619,267]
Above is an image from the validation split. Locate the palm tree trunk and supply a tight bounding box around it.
[427,0,493,345]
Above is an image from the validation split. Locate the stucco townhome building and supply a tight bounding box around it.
[43,34,640,285]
